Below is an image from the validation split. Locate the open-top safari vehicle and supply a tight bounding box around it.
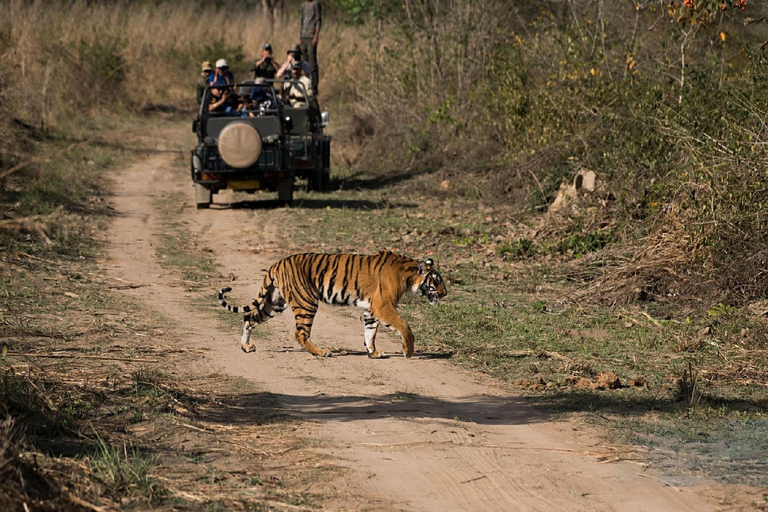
[190,79,331,208]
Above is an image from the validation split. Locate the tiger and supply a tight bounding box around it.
[218,250,447,359]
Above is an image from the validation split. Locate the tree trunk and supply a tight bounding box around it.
[261,0,284,28]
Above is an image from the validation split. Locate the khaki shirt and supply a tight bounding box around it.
[284,76,313,107]
[196,75,210,104]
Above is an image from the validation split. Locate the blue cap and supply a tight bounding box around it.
[262,43,272,51]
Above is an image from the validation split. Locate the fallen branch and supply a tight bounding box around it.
[66,492,114,512]
[4,352,159,363]
[165,487,314,511]
[0,140,90,181]
[108,283,151,290]
[0,212,58,245]
[507,349,570,361]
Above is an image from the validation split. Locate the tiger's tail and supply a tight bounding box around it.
[218,287,260,314]
[218,267,281,320]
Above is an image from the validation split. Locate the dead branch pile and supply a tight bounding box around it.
[0,416,82,511]
[0,209,63,245]
[582,187,710,305]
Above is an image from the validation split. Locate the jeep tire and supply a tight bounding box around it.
[195,183,212,209]
[277,181,293,206]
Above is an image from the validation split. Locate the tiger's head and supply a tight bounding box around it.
[415,258,447,305]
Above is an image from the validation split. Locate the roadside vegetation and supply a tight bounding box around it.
[1,0,767,506]
[297,0,768,489]
[0,2,344,508]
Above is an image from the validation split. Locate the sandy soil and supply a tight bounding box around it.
[103,124,754,511]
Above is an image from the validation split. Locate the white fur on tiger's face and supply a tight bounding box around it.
[218,250,447,359]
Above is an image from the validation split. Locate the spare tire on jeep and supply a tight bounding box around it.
[217,122,263,168]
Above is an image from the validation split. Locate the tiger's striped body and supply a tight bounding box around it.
[218,250,446,358]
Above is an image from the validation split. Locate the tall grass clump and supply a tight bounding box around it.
[90,438,164,504]
[0,417,60,511]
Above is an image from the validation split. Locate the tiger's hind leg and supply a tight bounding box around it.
[363,311,384,359]
[289,297,330,357]
[240,286,287,353]
[241,317,257,353]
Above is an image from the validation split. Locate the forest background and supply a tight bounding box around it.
[2,0,767,308]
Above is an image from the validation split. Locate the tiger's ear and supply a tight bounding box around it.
[419,258,434,275]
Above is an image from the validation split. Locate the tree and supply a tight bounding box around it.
[667,0,749,103]
[261,0,284,27]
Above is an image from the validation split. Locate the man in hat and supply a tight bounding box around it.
[196,61,213,104]
[253,43,279,80]
[283,61,314,107]
[278,45,311,81]
[210,58,234,87]
[298,0,321,95]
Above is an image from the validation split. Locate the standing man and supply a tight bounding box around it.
[253,43,279,80]
[298,0,321,95]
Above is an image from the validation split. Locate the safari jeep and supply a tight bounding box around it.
[190,80,330,208]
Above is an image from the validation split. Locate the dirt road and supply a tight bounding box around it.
[104,125,738,511]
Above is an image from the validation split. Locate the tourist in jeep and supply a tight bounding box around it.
[209,87,242,115]
[210,58,234,87]
[283,62,313,107]
[196,61,213,104]
[252,43,279,80]
[250,79,278,114]
[278,45,311,81]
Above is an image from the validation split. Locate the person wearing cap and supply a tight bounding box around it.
[210,58,234,87]
[298,0,321,95]
[283,61,314,108]
[253,43,279,80]
[196,61,213,104]
[277,45,311,81]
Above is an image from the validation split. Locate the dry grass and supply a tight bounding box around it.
[585,195,705,305]
[0,1,363,120]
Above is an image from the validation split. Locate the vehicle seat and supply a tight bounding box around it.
[283,106,311,136]
[206,116,281,140]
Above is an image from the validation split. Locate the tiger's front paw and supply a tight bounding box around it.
[241,343,256,353]
[368,350,384,359]
[318,348,332,357]
[403,349,413,359]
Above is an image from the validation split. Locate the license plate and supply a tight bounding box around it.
[228,180,260,190]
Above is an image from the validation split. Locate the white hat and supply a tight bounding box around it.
[216,58,229,68]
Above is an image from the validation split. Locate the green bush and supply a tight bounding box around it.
[77,32,128,99]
